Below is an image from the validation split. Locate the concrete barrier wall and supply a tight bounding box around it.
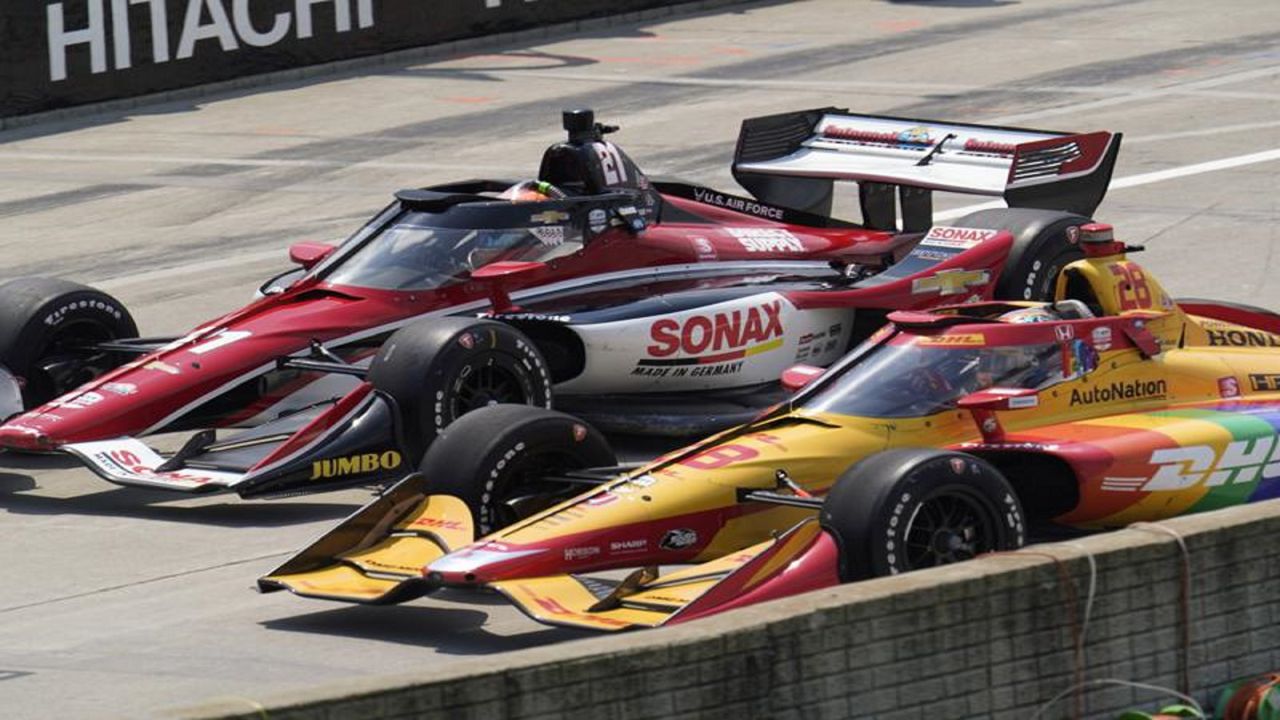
[173,499,1280,720]
[0,0,740,119]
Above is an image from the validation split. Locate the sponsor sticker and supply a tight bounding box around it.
[310,451,403,480]
[920,226,999,249]
[530,227,566,246]
[1249,374,1280,392]
[1219,376,1242,398]
[530,210,570,225]
[911,269,990,296]
[1102,438,1280,493]
[1069,379,1167,406]
[660,528,698,551]
[690,188,786,220]
[564,546,601,561]
[1055,325,1075,342]
[588,209,609,233]
[101,382,137,396]
[609,539,648,554]
[692,237,717,261]
[914,333,985,347]
[727,228,805,253]
[1207,329,1280,347]
[1091,326,1113,352]
[50,391,104,410]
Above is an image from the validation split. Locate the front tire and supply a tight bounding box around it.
[0,277,138,408]
[820,448,1025,582]
[417,405,616,536]
[368,318,552,458]
[949,208,1090,301]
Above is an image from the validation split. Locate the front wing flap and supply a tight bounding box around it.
[258,477,474,604]
[491,518,835,631]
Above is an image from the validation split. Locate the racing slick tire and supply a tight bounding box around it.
[819,448,1025,582]
[368,317,552,458]
[417,404,616,535]
[0,277,139,408]
[949,208,1090,301]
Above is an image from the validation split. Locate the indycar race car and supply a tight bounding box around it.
[0,108,1120,498]
[262,224,1280,630]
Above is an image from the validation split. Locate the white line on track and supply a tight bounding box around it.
[933,147,1280,221]
[454,70,1280,102]
[0,151,510,174]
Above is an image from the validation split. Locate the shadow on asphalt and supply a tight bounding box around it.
[261,602,596,655]
[0,459,361,527]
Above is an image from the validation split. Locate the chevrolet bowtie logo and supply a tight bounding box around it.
[530,210,571,225]
[912,269,991,295]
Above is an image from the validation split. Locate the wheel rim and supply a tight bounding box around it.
[901,485,1001,570]
[449,357,528,418]
[23,319,121,406]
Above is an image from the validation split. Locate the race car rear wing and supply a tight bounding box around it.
[733,108,1121,231]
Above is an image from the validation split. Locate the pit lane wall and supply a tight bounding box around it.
[0,0,724,120]
[174,500,1280,720]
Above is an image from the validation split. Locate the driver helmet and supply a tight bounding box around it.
[500,179,568,203]
[998,306,1058,324]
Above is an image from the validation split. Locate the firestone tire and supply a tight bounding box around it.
[0,277,138,408]
[417,404,616,536]
[949,208,1090,301]
[819,448,1025,582]
[368,317,552,460]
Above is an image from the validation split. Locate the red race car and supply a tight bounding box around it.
[0,108,1119,498]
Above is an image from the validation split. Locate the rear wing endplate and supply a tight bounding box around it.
[733,107,1121,230]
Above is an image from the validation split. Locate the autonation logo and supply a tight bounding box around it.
[45,0,376,81]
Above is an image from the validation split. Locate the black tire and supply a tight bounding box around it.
[418,405,616,535]
[368,318,552,458]
[949,208,1090,301]
[0,277,138,408]
[819,448,1025,582]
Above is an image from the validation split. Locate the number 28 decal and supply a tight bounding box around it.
[1109,262,1151,311]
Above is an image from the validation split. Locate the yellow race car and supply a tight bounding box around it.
[261,223,1280,631]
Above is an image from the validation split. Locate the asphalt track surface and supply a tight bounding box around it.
[1,0,1279,717]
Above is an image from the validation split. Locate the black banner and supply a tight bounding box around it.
[0,0,699,119]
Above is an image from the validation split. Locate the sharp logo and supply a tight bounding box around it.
[46,0,376,82]
[310,450,401,480]
[647,300,783,358]
[1102,437,1280,492]
[911,269,990,296]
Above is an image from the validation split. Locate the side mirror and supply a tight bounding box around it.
[781,364,824,393]
[289,242,336,269]
[957,387,1038,443]
[470,261,548,281]
[956,387,1039,412]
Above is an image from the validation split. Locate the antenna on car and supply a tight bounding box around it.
[563,108,619,144]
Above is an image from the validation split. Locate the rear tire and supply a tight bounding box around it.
[819,448,1025,582]
[949,208,1090,301]
[0,277,138,408]
[368,318,552,458]
[417,405,616,535]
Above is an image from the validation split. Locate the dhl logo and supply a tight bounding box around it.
[911,269,990,296]
[1102,437,1280,492]
[310,451,402,480]
[915,333,986,347]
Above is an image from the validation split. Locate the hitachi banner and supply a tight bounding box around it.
[0,0,694,118]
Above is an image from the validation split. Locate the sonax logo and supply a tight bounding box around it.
[646,300,783,358]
